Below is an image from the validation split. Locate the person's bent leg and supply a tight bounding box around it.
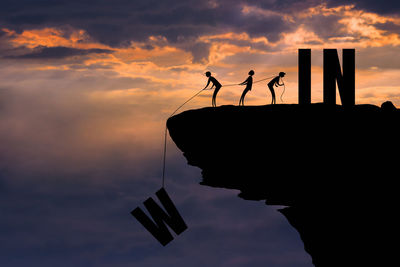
[242,89,249,106]
[269,85,276,105]
[213,86,221,107]
[268,86,274,105]
[239,89,247,106]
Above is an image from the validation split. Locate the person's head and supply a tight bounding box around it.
[248,70,255,76]
[279,72,286,77]
[205,71,211,77]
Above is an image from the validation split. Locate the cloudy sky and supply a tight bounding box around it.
[1,0,400,266]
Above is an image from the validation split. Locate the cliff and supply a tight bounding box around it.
[167,103,399,266]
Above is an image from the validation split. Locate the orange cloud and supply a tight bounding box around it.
[2,27,198,79]
[241,4,293,23]
[5,27,109,50]
[303,3,400,47]
[281,27,323,47]
[240,3,400,50]
[199,32,270,46]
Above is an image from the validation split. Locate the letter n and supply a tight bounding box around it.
[131,188,188,246]
[323,49,355,106]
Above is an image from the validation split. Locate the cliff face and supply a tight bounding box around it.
[167,103,399,266]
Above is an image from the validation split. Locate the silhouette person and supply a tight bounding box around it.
[204,71,222,107]
[238,70,254,106]
[267,72,285,104]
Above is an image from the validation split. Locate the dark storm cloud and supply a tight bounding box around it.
[1,0,399,49]
[0,30,7,38]
[375,21,400,35]
[6,46,113,59]
[327,0,400,14]
[265,0,400,14]
[8,0,399,64]
[188,42,211,63]
[0,0,293,47]
[0,0,211,45]
[301,14,346,40]
[251,0,321,11]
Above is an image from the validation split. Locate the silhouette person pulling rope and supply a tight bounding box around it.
[238,70,254,106]
[204,71,222,107]
[267,72,286,104]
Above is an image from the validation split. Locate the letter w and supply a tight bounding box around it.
[131,188,188,246]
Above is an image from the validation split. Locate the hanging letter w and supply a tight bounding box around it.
[131,188,188,246]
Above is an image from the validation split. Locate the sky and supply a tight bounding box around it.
[1,0,400,266]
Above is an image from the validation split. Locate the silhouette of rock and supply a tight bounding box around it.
[381,100,397,112]
[167,103,400,266]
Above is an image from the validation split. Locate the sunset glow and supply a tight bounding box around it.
[2,2,400,109]
[1,1,400,266]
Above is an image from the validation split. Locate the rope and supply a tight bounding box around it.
[162,125,168,188]
[223,75,276,87]
[162,87,206,188]
[254,75,276,84]
[169,88,206,118]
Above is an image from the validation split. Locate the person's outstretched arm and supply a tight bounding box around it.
[239,77,249,85]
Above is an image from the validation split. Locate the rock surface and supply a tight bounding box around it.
[167,103,399,266]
